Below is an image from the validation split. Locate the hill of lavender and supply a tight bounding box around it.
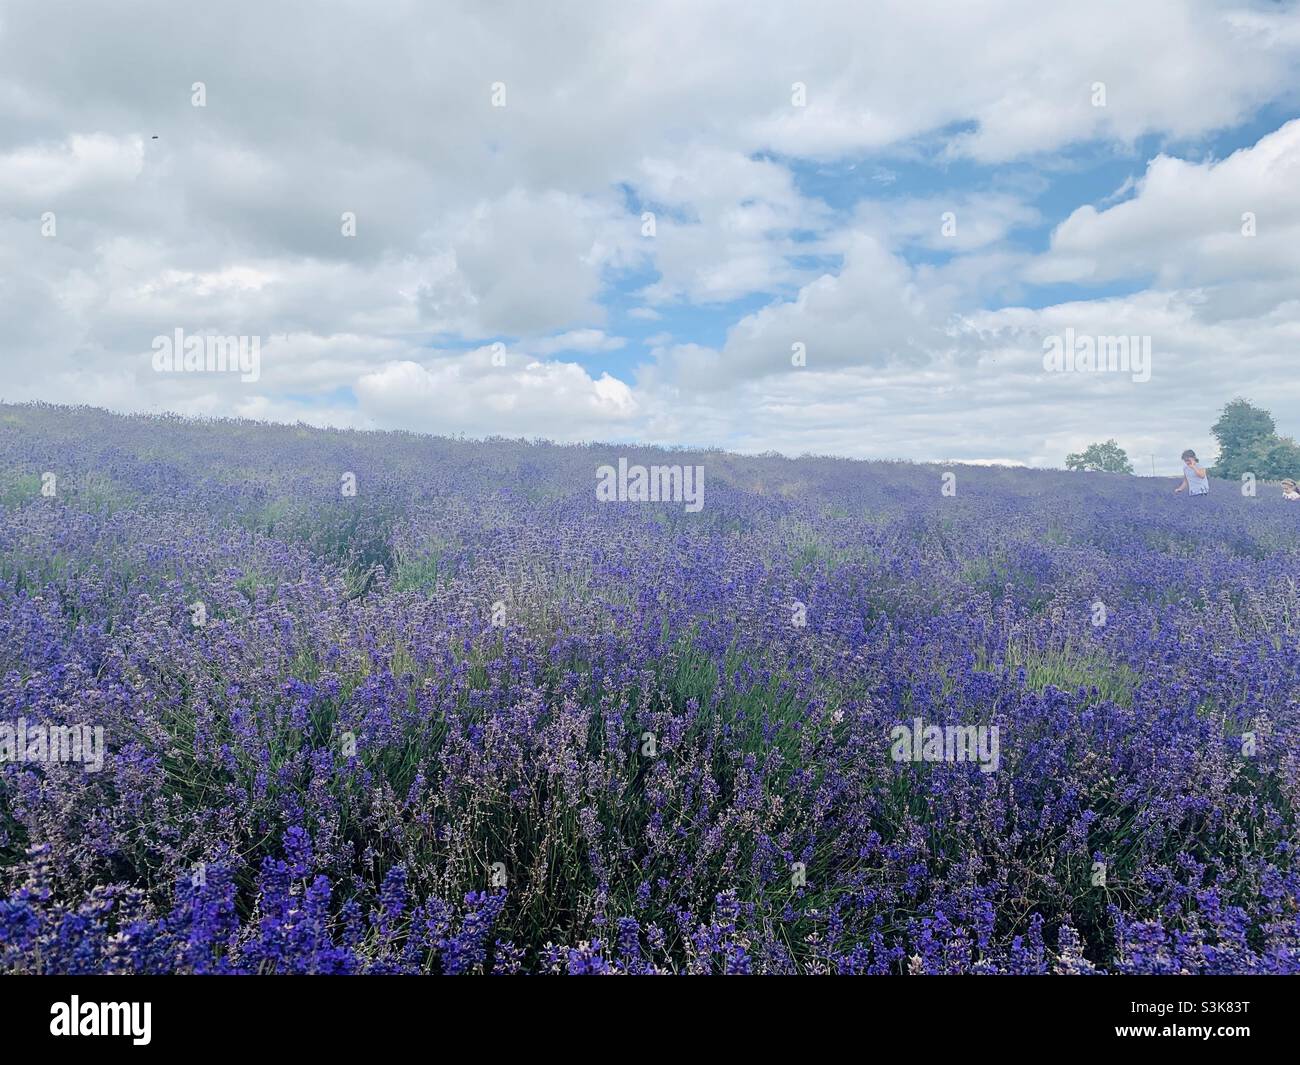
[1,403,1297,974]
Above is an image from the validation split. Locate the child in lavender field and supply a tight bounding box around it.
[1173,449,1209,497]
[1282,478,1300,501]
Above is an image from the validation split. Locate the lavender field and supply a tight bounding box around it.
[1,403,1297,974]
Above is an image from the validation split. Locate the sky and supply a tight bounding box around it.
[2,0,1299,473]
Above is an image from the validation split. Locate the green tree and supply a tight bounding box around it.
[1065,439,1134,474]
[1210,398,1275,479]
[1210,398,1299,480]
[1241,434,1300,481]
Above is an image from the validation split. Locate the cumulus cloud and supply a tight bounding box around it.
[1,0,1298,468]
[1028,118,1300,289]
[645,233,954,392]
[634,148,832,304]
[354,347,638,440]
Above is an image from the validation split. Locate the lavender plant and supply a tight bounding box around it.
[1,404,1297,974]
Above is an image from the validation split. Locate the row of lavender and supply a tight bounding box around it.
[1,403,1297,973]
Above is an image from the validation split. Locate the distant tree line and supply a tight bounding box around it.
[1066,399,1299,480]
[1065,439,1133,474]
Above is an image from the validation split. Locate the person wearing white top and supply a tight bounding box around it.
[1173,449,1209,496]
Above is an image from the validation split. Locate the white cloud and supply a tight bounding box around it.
[1029,119,1300,289]
[531,329,626,355]
[633,148,830,303]
[645,233,952,392]
[854,193,1040,254]
[421,189,637,336]
[354,348,639,440]
[1,0,1299,465]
